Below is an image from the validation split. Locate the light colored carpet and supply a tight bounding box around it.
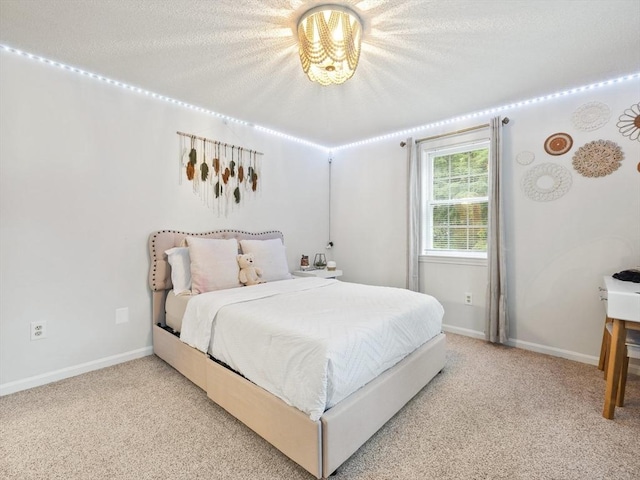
[1,333,638,480]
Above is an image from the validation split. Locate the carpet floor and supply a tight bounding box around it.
[1,333,638,479]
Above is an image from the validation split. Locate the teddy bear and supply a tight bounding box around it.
[237,253,264,286]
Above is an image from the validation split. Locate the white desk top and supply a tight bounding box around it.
[603,276,640,322]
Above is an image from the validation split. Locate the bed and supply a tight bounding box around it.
[148,229,446,478]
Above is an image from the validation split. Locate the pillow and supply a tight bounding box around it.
[165,247,192,295]
[239,238,292,282]
[186,237,241,293]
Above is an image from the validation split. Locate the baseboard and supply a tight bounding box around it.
[442,324,640,376]
[507,337,600,365]
[442,324,486,340]
[0,346,154,396]
[2,328,638,397]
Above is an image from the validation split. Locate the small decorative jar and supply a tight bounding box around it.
[314,253,327,269]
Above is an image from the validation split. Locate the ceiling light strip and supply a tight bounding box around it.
[331,72,640,151]
[3,44,637,154]
[0,44,328,152]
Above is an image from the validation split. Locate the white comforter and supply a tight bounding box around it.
[180,277,443,421]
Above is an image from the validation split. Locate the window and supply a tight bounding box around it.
[421,140,489,258]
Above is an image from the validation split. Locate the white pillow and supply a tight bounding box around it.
[239,238,292,282]
[186,237,241,293]
[165,247,192,295]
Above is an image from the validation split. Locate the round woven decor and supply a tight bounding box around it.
[571,102,611,131]
[516,151,535,165]
[522,163,572,202]
[571,140,624,178]
[617,102,640,142]
[544,132,573,156]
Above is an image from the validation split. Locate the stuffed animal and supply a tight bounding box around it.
[237,253,264,286]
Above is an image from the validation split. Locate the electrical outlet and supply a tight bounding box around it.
[115,307,129,324]
[30,321,47,340]
[464,292,473,305]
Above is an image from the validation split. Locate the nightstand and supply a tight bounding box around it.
[293,269,343,279]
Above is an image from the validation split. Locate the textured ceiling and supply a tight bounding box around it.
[1,0,639,147]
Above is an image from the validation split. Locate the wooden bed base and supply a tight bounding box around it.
[149,230,446,479]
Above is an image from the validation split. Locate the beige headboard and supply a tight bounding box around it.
[148,229,285,326]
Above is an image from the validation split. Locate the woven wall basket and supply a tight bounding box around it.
[571,140,624,178]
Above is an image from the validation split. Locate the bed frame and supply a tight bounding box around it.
[148,229,446,479]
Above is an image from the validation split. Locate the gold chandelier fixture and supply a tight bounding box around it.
[297,5,363,86]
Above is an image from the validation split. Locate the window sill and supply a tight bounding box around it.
[419,255,487,267]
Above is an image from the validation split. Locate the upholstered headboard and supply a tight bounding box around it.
[148,229,285,326]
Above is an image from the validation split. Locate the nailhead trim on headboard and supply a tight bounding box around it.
[149,229,284,292]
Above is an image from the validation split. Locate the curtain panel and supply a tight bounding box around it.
[406,137,420,292]
[485,117,509,343]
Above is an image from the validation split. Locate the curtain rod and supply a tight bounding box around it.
[176,131,264,156]
[399,118,510,147]
[415,123,489,144]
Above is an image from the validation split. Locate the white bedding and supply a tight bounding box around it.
[165,290,195,332]
[180,277,443,421]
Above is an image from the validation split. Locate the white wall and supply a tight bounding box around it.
[1,51,637,393]
[331,79,640,364]
[0,53,329,392]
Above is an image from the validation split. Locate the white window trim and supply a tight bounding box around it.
[420,137,490,260]
[419,253,487,267]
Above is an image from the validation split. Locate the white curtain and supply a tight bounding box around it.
[485,117,508,343]
[406,137,420,292]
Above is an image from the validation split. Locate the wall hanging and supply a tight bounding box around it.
[571,140,624,178]
[544,132,573,155]
[177,131,263,216]
[617,102,640,142]
[522,163,572,202]
[516,151,535,165]
[571,101,611,131]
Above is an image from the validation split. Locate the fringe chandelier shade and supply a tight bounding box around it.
[297,5,362,86]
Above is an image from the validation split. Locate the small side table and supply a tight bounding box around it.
[293,269,343,279]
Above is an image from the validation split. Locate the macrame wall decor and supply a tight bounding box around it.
[543,132,573,156]
[617,102,640,142]
[571,101,611,131]
[177,131,262,216]
[516,151,535,165]
[521,163,572,202]
[571,139,624,178]
[520,96,638,199]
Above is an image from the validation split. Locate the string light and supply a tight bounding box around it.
[1,44,637,153]
[0,43,326,151]
[332,72,640,151]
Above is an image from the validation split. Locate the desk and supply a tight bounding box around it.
[601,276,640,419]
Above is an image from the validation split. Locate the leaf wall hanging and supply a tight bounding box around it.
[189,145,197,165]
[214,143,220,174]
[186,136,196,180]
[176,131,263,217]
[230,147,236,177]
[200,138,209,181]
[238,148,245,183]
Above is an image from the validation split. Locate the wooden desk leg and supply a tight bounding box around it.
[603,318,625,419]
[598,316,612,373]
